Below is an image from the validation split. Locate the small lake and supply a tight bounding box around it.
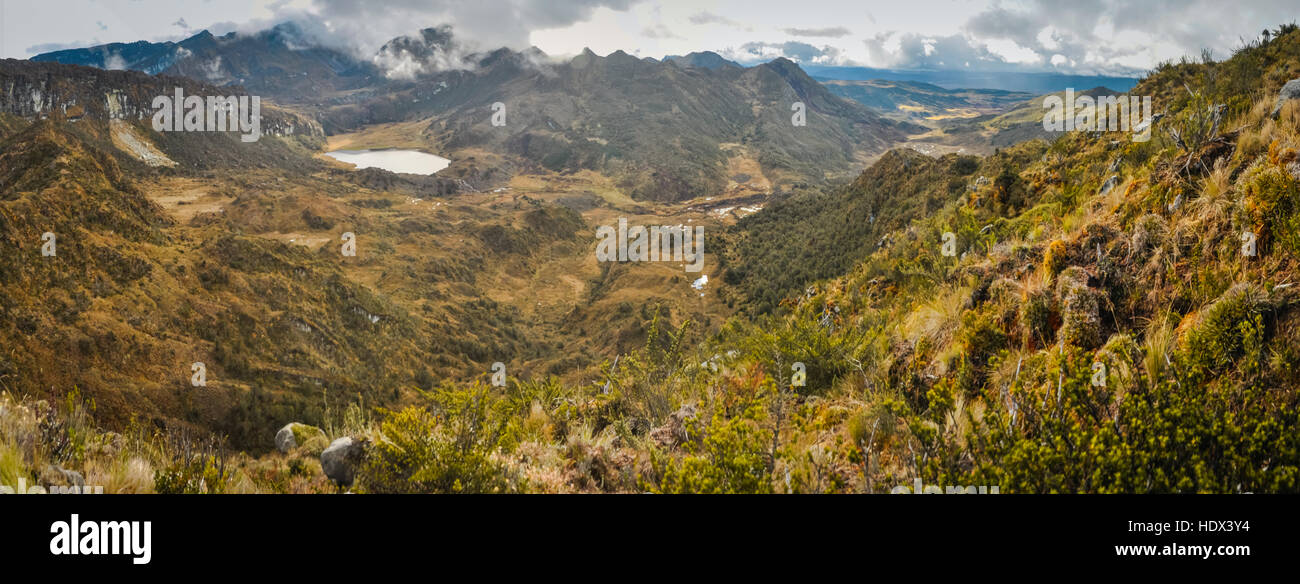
[324,149,450,175]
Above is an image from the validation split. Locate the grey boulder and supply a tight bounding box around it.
[1273,78,1300,118]
[320,437,367,487]
[275,424,298,453]
[274,422,327,454]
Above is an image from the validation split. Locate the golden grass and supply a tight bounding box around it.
[901,285,971,350]
[1142,311,1179,384]
[324,119,438,152]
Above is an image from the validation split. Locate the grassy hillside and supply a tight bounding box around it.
[0,60,738,461]
[717,146,1045,313]
[327,23,1297,493]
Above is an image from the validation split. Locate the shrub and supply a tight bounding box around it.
[969,344,1300,492]
[1179,283,1269,378]
[960,309,1009,369]
[151,431,231,494]
[1019,286,1054,349]
[649,405,773,494]
[361,386,517,493]
[1042,240,1068,279]
[1056,267,1103,349]
[153,454,229,494]
[1242,162,1300,253]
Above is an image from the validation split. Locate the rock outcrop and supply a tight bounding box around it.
[1272,78,1300,118]
[320,437,367,487]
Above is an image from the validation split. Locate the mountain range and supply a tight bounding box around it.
[35,25,924,202]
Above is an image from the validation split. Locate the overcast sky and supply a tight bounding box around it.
[2,0,1296,75]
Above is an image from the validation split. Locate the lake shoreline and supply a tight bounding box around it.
[323,148,450,176]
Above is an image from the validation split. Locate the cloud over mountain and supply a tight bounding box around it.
[11,0,1300,76]
[282,0,642,54]
[723,41,845,65]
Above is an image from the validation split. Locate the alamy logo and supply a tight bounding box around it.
[1242,231,1257,257]
[892,479,999,494]
[1043,88,1153,142]
[152,88,261,143]
[1,478,103,494]
[50,514,151,565]
[341,232,358,257]
[941,232,957,257]
[491,102,507,127]
[1092,362,1107,387]
[491,362,507,387]
[596,218,704,273]
[190,362,207,387]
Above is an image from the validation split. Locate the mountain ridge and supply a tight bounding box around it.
[32,26,925,202]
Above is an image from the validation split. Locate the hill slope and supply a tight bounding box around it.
[8,24,1300,495]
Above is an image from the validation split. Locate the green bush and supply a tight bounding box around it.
[154,454,229,494]
[1180,283,1268,378]
[649,405,773,494]
[1243,163,1300,254]
[966,345,1299,493]
[1019,287,1054,348]
[360,386,517,493]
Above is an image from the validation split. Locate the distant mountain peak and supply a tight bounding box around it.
[418,25,456,48]
[664,51,741,70]
[372,24,479,79]
[763,57,801,71]
[570,47,600,69]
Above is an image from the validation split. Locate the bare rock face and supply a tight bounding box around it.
[0,59,324,137]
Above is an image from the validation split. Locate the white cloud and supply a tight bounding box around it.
[722,41,846,65]
[783,27,852,38]
[10,0,1300,76]
[293,0,642,55]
